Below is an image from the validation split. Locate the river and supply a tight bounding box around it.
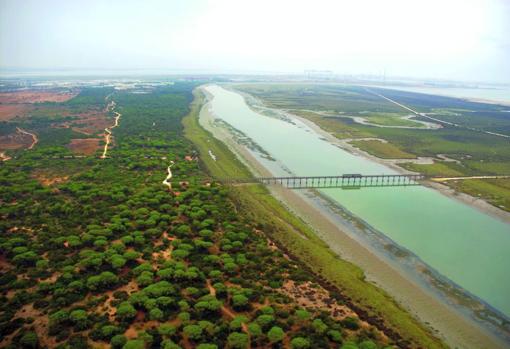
[202,85,510,331]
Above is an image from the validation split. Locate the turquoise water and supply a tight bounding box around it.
[205,85,510,317]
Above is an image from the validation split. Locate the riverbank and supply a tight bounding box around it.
[188,86,509,348]
[234,85,510,225]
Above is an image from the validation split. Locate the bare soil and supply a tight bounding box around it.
[69,112,113,135]
[0,104,34,120]
[0,91,78,104]
[67,138,102,155]
[0,131,33,150]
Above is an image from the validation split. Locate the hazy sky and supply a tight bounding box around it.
[1,0,509,83]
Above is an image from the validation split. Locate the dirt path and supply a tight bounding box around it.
[100,102,121,159]
[16,127,38,150]
[162,161,175,190]
[0,152,11,161]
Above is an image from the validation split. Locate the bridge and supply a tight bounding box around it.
[221,173,426,189]
[219,174,510,189]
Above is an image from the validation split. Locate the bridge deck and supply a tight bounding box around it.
[221,174,426,189]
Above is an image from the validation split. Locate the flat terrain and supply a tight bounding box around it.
[0,82,413,349]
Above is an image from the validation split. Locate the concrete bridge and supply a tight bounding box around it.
[221,173,426,189]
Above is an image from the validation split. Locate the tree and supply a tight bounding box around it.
[116,302,137,321]
[122,339,145,349]
[255,314,274,330]
[312,318,328,334]
[111,255,127,269]
[111,334,127,348]
[136,271,154,286]
[197,344,217,349]
[227,332,249,349]
[158,324,176,337]
[12,251,38,266]
[248,322,262,337]
[229,316,249,331]
[100,325,121,339]
[231,294,249,310]
[341,342,359,349]
[69,309,89,330]
[359,341,377,349]
[19,331,38,348]
[149,307,164,321]
[161,340,182,349]
[267,326,285,343]
[327,329,343,343]
[291,337,310,349]
[183,324,202,340]
[295,309,311,321]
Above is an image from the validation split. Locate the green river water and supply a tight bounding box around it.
[204,85,510,319]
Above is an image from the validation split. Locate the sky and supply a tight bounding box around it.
[1,0,509,83]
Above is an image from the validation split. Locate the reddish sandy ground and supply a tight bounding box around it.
[0,90,77,121]
[0,132,33,150]
[0,104,35,121]
[0,90,78,104]
[67,138,102,155]
[69,112,112,135]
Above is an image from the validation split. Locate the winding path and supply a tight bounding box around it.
[0,152,11,161]
[16,127,38,150]
[162,161,175,190]
[100,102,121,159]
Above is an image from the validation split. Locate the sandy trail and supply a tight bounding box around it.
[162,161,175,190]
[100,102,121,159]
[0,152,11,161]
[16,127,38,150]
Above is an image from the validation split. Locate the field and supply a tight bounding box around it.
[237,83,510,212]
[0,88,113,157]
